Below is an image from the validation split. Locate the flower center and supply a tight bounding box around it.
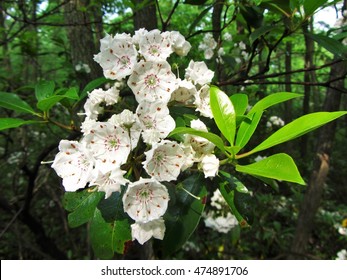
[142,115,155,129]
[118,55,130,69]
[105,136,120,151]
[145,74,159,89]
[136,187,153,203]
[148,45,160,56]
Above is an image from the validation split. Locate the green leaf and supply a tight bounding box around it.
[0,118,43,131]
[251,111,347,154]
[306,33,347,58]
[160,173,207,257]
[169,127,225,152]
[96,192,132,255]
[230,94,248,116]
[236,153,305,185]
[303,0,328,16]
[0,92,37,115]
[210,86,236,146]
[235,111,263,149]
[35,80,55,101]
[235,92,302,149]
[249,92,302,114]
[63,190,104,228]
[90,209,131,259]
[218,173,253,226]
[63,87,79,100]
[37,87,80,111]
[79,77,108,100]
[37,96,65,111]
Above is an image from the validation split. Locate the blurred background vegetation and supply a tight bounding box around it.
[0,0,346,260]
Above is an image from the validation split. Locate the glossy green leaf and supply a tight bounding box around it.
[96,192,132,255]
[251,111,347,154]
[230,94,248,116]
[235,111,263,149]
[37,87,80,111]
[236,92,302,149]
[249,92,302,114]
[210,86,236,146]
[90,209,131,259]
[303,0,328,16]
[37,95,65,111]
[160,173,207,257]
[169,127,225,152]
[64,87,79,100]
[306,33,347,58]
[236,153,305,185]
[218,173,253,226]
[63,190,104,228]
[35,80,55,101]
[0,118,43,131]
[0,92,37,115]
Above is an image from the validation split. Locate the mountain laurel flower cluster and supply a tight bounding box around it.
[51,29,220,245]
[204,189,238,233]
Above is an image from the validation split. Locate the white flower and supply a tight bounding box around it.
[210,189,224,210]
[239,41,246,50]
[200,154,219,178]
[185,60,214,86]
[132,28,149,45]
[138,29,173,61]
[254,155,267,162]
[336,249,347,260]
[204,212,238,233]
[80,118,97,135]
[83,98,103,120]
[84,122,131,173]
[94,33,138,80]
[136,101,175,144]
[199,33,217,60]
[90,169,128,199]
[169,31,191,56]
[108,109,142,149]
[267,116,285,128]
[194,84,213,118]
[103,85,120,105]
[170,79,197,104]
[184,119,215,157]
[127,60,177,104]
[224,32,232,41]
[204,48,214,60]
[51,140,94,191]
[123,178,169,223]
[131,218,166,245]
[143,140,186,182]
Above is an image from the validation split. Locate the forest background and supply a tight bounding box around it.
[0,0,346,260]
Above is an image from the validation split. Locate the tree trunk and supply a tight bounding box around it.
[284,41,292,123]
[64,0,102,89]
[290,58,347,259]
[300,19,315,158]
[133,0,157,31]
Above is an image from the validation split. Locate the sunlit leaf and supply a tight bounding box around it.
[210,86,236,146]
[236,153,305,185]
[251,111,347,154]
